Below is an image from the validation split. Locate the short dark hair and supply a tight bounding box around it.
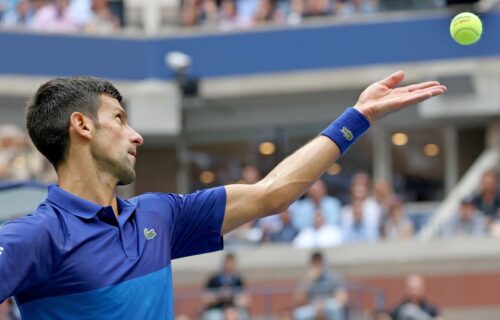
[26,77,122,169]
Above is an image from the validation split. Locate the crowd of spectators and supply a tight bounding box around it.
[180,0,380,29]
[192,252,443,320]
[223,165,500,249]
[225,165,415,248]
[442,170,500,238]
[0,0,120,33]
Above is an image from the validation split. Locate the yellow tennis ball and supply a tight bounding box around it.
[450,12,483,45]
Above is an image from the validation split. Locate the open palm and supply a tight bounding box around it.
[354,71,447,123]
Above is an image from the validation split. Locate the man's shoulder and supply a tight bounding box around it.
[1,203,62,242]
[130,192,178,206]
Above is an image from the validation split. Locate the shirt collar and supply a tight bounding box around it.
[47,184,136,220]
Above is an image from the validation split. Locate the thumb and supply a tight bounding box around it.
[379,70,405,89]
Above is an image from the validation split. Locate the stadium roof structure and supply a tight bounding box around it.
[0,181,48,221]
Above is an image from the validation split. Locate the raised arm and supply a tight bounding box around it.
[221,71,446,234]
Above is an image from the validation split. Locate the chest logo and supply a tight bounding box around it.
[0,247,4,256]
[144,228,157,240]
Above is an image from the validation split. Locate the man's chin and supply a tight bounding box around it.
[117,171,136,186]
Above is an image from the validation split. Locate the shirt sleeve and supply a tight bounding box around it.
[161,187,226,260]
[0,216,55,303]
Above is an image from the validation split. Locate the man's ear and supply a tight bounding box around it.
[69,112,95,140]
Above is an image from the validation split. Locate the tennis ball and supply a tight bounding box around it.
[450,12,483,45]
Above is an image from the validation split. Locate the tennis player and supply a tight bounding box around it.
[0,71,446,319]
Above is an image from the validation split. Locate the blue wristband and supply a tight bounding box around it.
[320,107,371,154]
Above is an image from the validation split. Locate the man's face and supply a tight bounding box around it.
[90,95,143,185]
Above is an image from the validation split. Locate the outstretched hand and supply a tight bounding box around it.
[354,71,447,123]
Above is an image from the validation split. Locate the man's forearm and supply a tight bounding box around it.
[258,135,340,213]
[222,71,446,234]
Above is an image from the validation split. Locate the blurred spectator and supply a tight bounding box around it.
[443,196,487,237]
[293,211,343,248]
[391,274,441,320]
[202,254,250,320]
[373,179,394,218]
[472,170,500,220]
[268,210,299,243]
[0,0,18,21]
[294,252,347,320]
[252,0,283,25]
[382,195,414,240]
[290,179,342,231]
[218,0,241,30]
[302,0,332,17]
[0,125,55,182]
[31,0,79,32]
[349,172,382,231]
[181,0,218,27]
[1,0,33,27]
[335,0,378,16]
[69,0,92,25]
[341,199,379,243]
[84,0,120,33]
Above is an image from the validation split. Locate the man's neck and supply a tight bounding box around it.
[57,160,120,217]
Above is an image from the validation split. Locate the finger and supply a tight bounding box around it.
[403,87,446,105]
[379,70,405,89]
[405,81,441,92]
[410,85,447,97]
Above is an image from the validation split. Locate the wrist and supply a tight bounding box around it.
[353,105,375,124]
[320,107,371,155]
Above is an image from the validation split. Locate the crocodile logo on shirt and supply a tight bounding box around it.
[144,228,157,240]
[341,127,353,141]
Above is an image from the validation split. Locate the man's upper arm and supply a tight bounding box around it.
[159,187,226,259]
[222,183,272,235]
[0,216,54,302]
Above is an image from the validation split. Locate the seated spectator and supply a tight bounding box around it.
[302,0,332,17]
[294,252,347,320]
[218,0,244,30]
[31,0,79,32]
[335,0,378,16]
[373,179,394,218]
[349,172,382,232]
[69,0,92,26]
[391,274,441,320]
[293,211,343,248]
[202,254,250,320]
[269,210,299,243]
[443,196,487,237]
[341,199,379,244]
[290,179,342,231]
[382,195,414,240]
[84,0,120,33]
[472,170,500,221]
[252,0,284,25]
[1,0,32,27]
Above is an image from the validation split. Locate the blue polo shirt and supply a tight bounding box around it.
[0,185,226,319]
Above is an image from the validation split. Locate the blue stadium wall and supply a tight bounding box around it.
[1,10,500,80]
